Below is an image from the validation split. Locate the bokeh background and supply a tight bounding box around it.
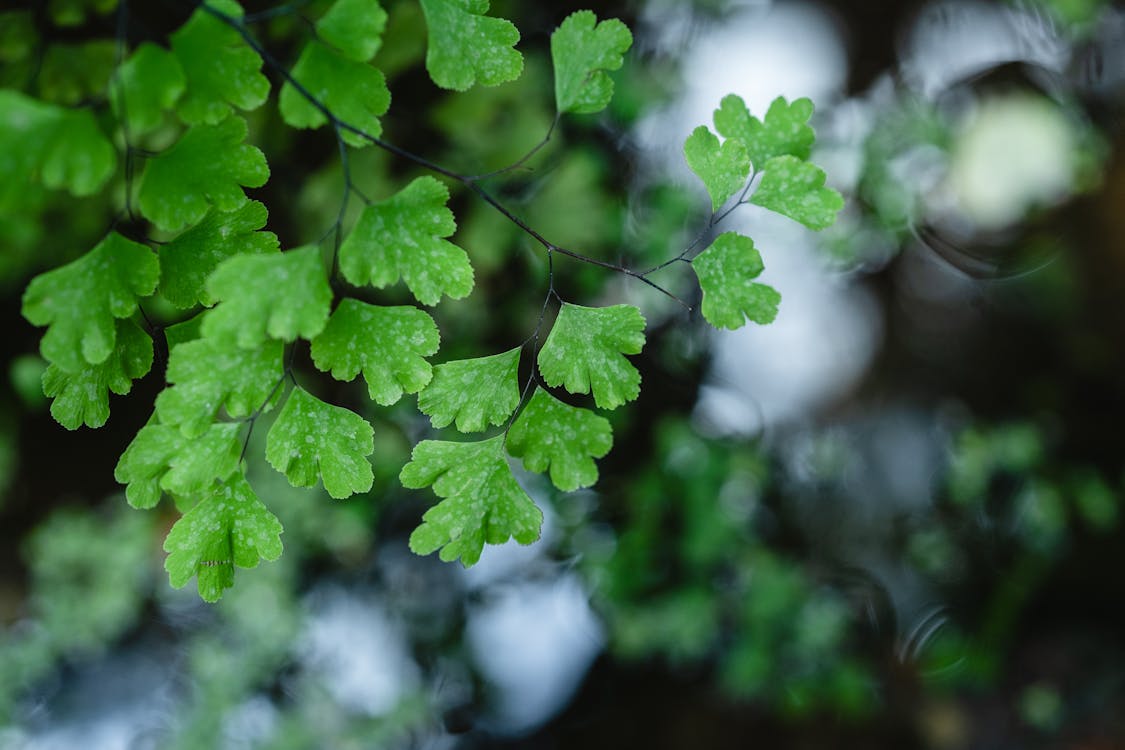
[3,0,1125,747]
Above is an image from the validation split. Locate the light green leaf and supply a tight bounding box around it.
[110,42,186,135]
[684,125,750,212]
[551,10,632,115]
[750,155,843,230]
[278,40,390,147]
[114,421,242,509]
[339,176,473,305]
[138,116,269,232]
[310,299,440,405]
[42,319,153,430]
[317,0,387,62]
[713,94,815,170]
[693,232,780,330]
[202,246,332,347]
[159,200,280,309]
[0,90,115,200]
[506,388,612,491]
[155,338,283,437]
[537,303,645,410]
[22,232,158,372]
[170,0,270,124]
[265,387,375,499]
[419,0,522,91]
[400,436,541,566]
[163,472,283,602]
[418,347,520,431]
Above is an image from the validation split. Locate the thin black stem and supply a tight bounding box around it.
[504,250,559,440]
[468,113,561,182]
[240,362,292,462]
[714,174,757,225]
[330,123,351,278]
[639,170,759,277]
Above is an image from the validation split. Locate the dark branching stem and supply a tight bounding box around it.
[190,0,693,309]
[468,113,561,182]
[639,171,759,277]
[240,364,293,462]
[504,250,559,440]
[330,123,351,278]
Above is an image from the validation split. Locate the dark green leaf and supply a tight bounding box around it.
[278,40,390,146]
[159,200,279,309]
[138,116,269,232]
[317,0,388,62]
[170,0,270,124]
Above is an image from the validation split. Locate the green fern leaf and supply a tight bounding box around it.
[506,388,612,491]
[400,436,541,565]
[316,0,387,62]
[713,95,815,170]
[155,338,283,437]
[42,319,153,430]
[114,421,242,510]
[310,299,440,405]
[170,0,269,124]
[159,200,280,309]
[163,472,283,602]
[138,116,269,232]
[0,90,115,201]
[683,125,750,212]
[202,246,332,347]
[278,40,390,146]
[537,302,645,410]
[265,387,375,499]
[693,232,780,329]
[338,176,473,305]
[419,0,522,91]
[21,232,158,372]
[551,10,632,115]
[750,155,843,230]
[110,42,185,135]
[417,347,520,431]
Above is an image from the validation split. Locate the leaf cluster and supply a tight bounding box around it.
[12,0,841,600]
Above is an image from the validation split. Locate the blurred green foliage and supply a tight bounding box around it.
[2,1,1124,747]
